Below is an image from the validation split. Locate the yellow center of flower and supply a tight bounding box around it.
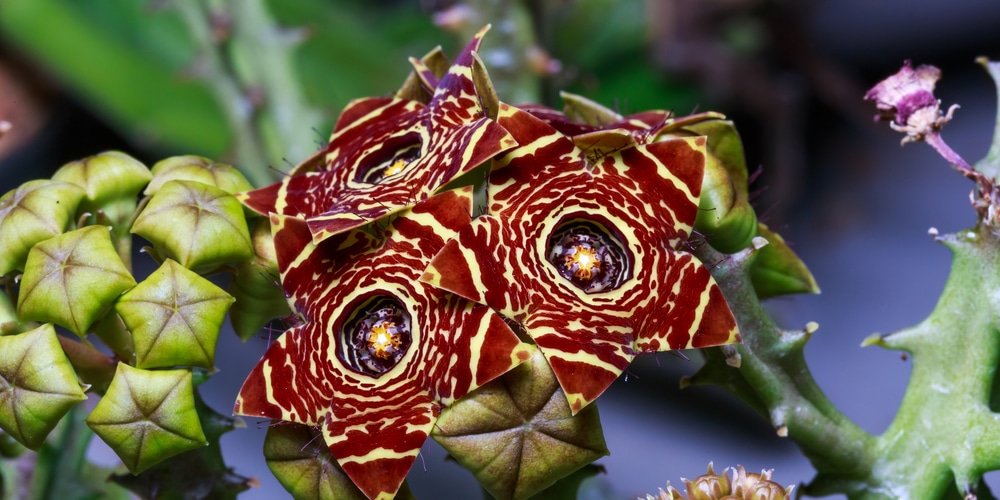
[564,246,601,280]
[367,321,401,359]
[383,158,409,177]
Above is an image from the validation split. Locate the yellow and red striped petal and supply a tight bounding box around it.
[238,27,516,246]
[423,104,739,414]
[236,188,529,499]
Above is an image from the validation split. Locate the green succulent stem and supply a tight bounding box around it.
[175,0,268,187]
[174,0,323,188]
[31,406,93,500]
[696,241,876,482]
[858,225,1000,498]
[698,221,1000,498]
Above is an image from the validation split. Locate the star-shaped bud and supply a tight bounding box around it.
[238,26,516,244]
[422,104,740,414]
[235,188,530,500]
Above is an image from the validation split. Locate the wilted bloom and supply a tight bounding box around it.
[864,60,958,145]
[422,104,740,414]
[235,189,530,500]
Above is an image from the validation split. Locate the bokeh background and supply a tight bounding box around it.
[3,0,1000,497]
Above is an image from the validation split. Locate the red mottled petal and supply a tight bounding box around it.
[326,399,435,500]
[239,190,529,499]
[234,323,333,425]
[237,27,516,245]
[425,104,739,413]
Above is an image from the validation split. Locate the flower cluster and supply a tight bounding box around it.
[644,463,794,500]
[235,26,742,499]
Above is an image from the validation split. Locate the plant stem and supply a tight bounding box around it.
[694,241,876,487]
[174,0,272,188]
[927,131,973,173]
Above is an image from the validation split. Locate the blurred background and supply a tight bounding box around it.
[3,0,1000,497]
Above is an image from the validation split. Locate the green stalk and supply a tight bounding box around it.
[174,0,272,187]
[31,406,94,500]
[174,0,324,187]
[694,240,877,492]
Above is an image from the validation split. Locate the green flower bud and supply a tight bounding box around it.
[750,223,820,299]
[115,259,234,369]
[229,219,290,341]
[0,180,87,275]
[0,323,87,449]
[145,156,253,196]
[679,119,758,253]
[17,226,136,337]
[86,364,207,474]
[560,91,623,126]
[695,149,758,253]
[131,180,252,272]
[433,347,608,500]
[51,151,151,234]
[264,423,371,500]
[0,431,26,458]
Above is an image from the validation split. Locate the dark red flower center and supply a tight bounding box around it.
[546,218,630,293]
[340,296,412,375]
[354,133,423,184]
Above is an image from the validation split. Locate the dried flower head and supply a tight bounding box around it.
[864,60,958,145]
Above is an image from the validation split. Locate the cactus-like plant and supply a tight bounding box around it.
[5,9,1000,500]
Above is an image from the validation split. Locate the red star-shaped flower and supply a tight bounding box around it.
[238,26,516,244]
[235,188,531,500]
[421,104,740,414]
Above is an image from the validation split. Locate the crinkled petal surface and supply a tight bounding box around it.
[0,323,87,449]
[236,188,530,500]
[423,104,739,413]
[238,26,516,244]
[17,226,136,337]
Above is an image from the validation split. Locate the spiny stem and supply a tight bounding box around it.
[697,242,875,480]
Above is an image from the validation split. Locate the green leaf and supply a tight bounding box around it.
[86,364,207,474]
[0,180,87,276]
[145,156,253,196]
[750,223,820,299]
[0,323,87,449]
[432,347,608,500]
[131,180,252,272]
[17,226,136,337]
[111,388,254,500]
[116,259,234,369]
[0,0,229,157]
